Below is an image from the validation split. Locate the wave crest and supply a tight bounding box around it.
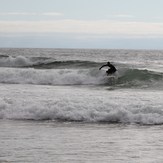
[0,55,54,68]
[116,69,163,87]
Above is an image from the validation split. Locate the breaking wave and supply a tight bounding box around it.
[0,55,162,88]
[0,91,163,125]
[0,67,162,88]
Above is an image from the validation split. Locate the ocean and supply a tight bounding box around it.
[0,48,163,163]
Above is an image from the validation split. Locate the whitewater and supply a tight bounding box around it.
[1,48,163,163]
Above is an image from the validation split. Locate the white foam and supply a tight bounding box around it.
[0,85,163,125]
[0,68,110,85]
[0,56,34,67]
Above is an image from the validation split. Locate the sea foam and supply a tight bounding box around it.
[0,68,109,85]
[0,87,163,125]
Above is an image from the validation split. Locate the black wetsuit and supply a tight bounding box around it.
[99,63,117,75]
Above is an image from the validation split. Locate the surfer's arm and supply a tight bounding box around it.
[99,65,107,70]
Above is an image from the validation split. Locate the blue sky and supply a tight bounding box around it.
[1,0,163,49]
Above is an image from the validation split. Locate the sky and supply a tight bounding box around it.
[1,0,163,49]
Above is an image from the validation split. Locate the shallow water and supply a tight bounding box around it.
[1,120,163,163]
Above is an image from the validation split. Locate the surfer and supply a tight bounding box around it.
[99,62,117,75]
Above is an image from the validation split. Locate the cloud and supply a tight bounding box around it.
[0,12,37,16]
[0,12,63,16]
[42,12,63,16]
[0,19,163,38]
[113,14,135,18]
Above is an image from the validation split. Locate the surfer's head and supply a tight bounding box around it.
[107,62,110,65]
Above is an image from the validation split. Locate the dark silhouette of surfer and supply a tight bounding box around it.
[99,62,117,75]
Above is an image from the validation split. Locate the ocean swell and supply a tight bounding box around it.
[0,56,99,69]
[116,69,163,87]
